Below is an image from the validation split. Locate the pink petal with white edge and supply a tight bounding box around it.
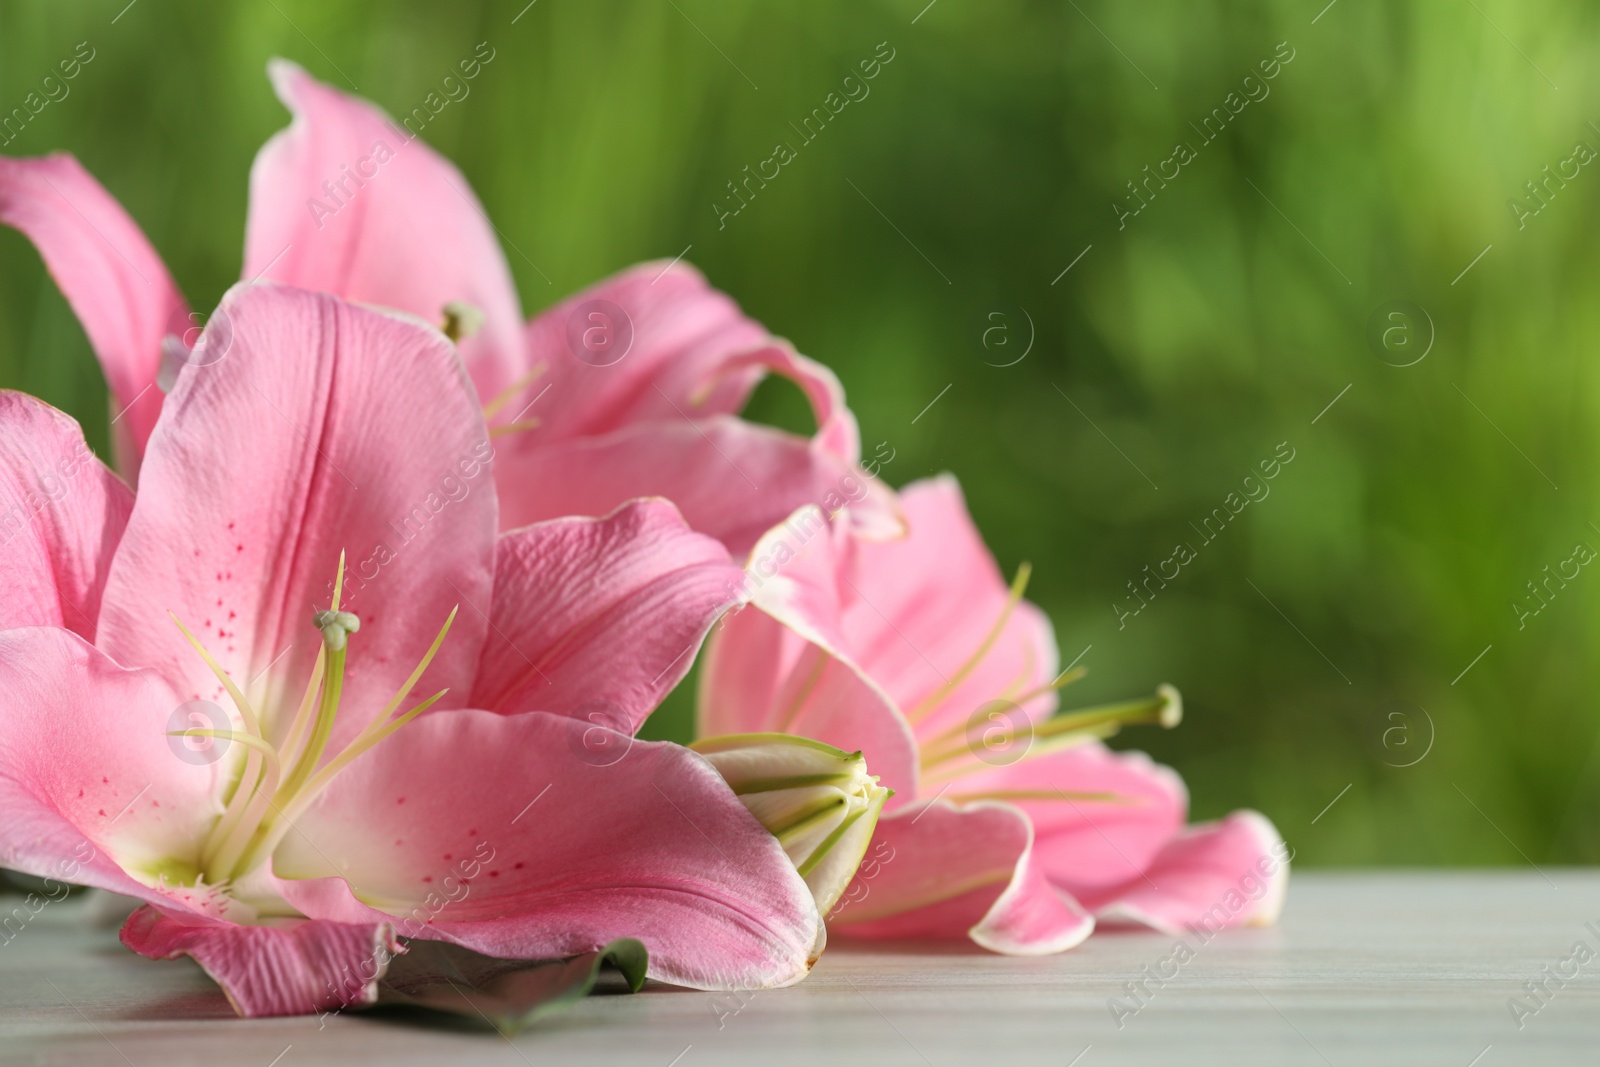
[512,260,771,445]
[1087,810,1291,935]
[122,905,400,1018]
[0,392,131,636]
[844,475,1060,742]
[244,60,525,404]
[470,498,744,731]
[0,154,187,475]
[828,800,1094,955]
[273,710,824,991]
[947,741,1187,899]
[95,284,496,749]
[0,628,219,902]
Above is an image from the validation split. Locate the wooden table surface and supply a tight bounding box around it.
[3,871,1596,1065]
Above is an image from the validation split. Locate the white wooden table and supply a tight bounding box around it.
[2,872,1596,1065]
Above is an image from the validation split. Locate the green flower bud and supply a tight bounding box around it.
[692,733,891,915]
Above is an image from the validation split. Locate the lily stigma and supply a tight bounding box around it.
[162,552,455,915]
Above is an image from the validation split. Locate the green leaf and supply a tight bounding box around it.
[371,938,648,1035]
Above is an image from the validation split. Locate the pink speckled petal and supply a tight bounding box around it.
[95,284,495,747]
[273,710,824,991]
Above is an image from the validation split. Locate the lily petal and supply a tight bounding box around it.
[511,263,872,511]
[947,742,1188,899]
[700,508,920,796]
[496,268,901,555]
[700,605,920,801]
[0,628,217,900]
[706,343,860,476]
[121,905,400,1017]
[471,498,744,731]
[512,261,772,444]
[827,800,1094,955]
[494,414,894,558]
[95,283,496,747]
[0,392,131,636]
[244,60,524,403]
[0,154,187,474]
[272,710,824,991]
[844,475,1059,739]
[1087,810,1290,935]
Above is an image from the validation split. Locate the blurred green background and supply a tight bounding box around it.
[1,0,1594,866]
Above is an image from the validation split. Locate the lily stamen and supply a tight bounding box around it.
[902,563,1032,726]
[170,615,268,872]
[258,686,449,848]
[1005,663,1089,710]
[918,685,1183,781]
[915,663,1089,758]
[480,362,547,422]
[231,605,458,877]
[488,418,542,438]
[440,300,484,343]
[274,548,349,774]
[165,555,461,889]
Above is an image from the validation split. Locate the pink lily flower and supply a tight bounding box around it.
[0,60,898,555]
[699,477,1288,953]
[0,282,823,1016]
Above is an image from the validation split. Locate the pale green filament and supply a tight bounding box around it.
[480,363,547,421]
[274,643,345,804]
[915,663,1088,759]
[917,686,1182,785]
[903,563,1033,726]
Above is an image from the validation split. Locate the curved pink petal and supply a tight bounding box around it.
[708,344,859,472]
[844,475,1059,743]
[95,283,496,749]
[497,268,900,555]
[0,392,131,636]
[494,415,897,558]
[1088,810,1290,935]
[828,801,1093,955]
[509,264,876,516]
[945,741,1188,900]
[0,154,187,474]
[737,505,853,654]
[699,591,920,799]
[243,60,524,403]
[699,506,919,794]
[122,905,399,1017]
[272,710,823,991]
[470,498,743,731]
[0,628,218,900]
[513,261,771,445]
